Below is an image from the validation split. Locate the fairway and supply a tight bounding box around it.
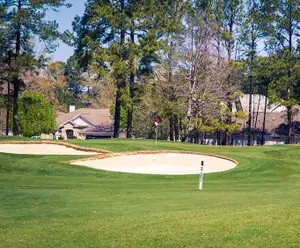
[1,138,300,248]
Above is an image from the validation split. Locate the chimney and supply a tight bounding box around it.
[69,105,75,113]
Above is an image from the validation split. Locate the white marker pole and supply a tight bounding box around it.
[199,161,204,190]
[155,126,158,146]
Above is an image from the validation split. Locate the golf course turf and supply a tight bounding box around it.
[1,138,300,247]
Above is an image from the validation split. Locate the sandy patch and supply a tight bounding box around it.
[72,153,237,175]
[0,144,98,155]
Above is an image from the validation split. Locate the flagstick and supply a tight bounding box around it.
[154,120,159,146]
[155,126,158,146]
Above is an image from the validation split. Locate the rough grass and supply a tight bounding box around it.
[0,138,300,247]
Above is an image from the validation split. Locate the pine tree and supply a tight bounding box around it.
[73,0,132,138]
[261,0,300,143]
[219,0,243,145]
[220,0,243,62]
[73,0,185,138]
[240,0,264,146]
[2,0,71,136]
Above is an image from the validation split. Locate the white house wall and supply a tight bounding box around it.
[239,94,285,114]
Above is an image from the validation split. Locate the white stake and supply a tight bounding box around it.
[154,120,159,146]
[199,161,204,190]
[155,127,158,145]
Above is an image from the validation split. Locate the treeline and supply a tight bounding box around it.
[0,0,113,136]
[72,0,300,144]
[1,0,300,144]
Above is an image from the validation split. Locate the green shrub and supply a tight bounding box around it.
[18,92,55,137]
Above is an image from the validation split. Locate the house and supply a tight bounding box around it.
[189,95,300,146]
[238,94,286,114]
[235,95,300,145]
[42,106,113,140]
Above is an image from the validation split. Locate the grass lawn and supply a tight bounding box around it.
[1,138,300,247]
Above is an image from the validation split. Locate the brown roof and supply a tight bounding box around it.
[56,108,112,127]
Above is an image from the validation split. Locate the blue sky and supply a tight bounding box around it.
[45,1,87,62]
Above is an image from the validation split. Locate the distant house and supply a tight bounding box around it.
[190,94,300,146]
[233,95,300,145]
[42,106,113,140]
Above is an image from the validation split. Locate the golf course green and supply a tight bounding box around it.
[1,138,299,247]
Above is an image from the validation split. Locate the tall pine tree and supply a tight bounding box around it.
[240,0,264,146]
[261,0,300,143]
[2,0,71,136]
[73,0,184,138]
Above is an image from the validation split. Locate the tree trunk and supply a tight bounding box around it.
[126,102,133,138]
[261,86,268,146]
[248,77,253,146]
[12,82,19,136]
[12,0,22,136]
[113,90,121,138]
[226,101,232,146]
[186,25,194,137]
[224,16,235,146]
[216,129,220,145]
[6,106,10,136]
[254,94,261,129]
[286,5,293,144]
[179,117,183,141]
[169,114,174,141]
[252,94,261,146]
[174,114,179,141]
[168,37,175,142]
[6,82,10,136]
[113,0,125,138]
[228,14,234,63]
[287,105,292,144]
[126,21,135,138]
[225,130,230,146]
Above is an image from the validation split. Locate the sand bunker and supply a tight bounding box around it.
[73,153,237,175]
[0,144,97,155]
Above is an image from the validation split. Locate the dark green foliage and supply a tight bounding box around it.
[64,55,85,98]
[0,0,71,135]
[260,0,300,143]
[18,92,55,137]
[220,0,243,60]
[72,0,187,138]
[55,86,77,107]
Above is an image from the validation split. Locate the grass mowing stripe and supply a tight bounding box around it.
[0,138,300,247]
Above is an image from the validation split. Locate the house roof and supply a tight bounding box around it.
[56,108,112,127]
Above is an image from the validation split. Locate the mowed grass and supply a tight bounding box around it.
[1,138,300,247]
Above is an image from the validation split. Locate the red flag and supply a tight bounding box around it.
[155,119,159,127]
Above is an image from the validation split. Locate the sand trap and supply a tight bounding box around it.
[73,153,237,175]
[0,144,97,155]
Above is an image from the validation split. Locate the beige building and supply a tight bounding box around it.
[42,107,113,140]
